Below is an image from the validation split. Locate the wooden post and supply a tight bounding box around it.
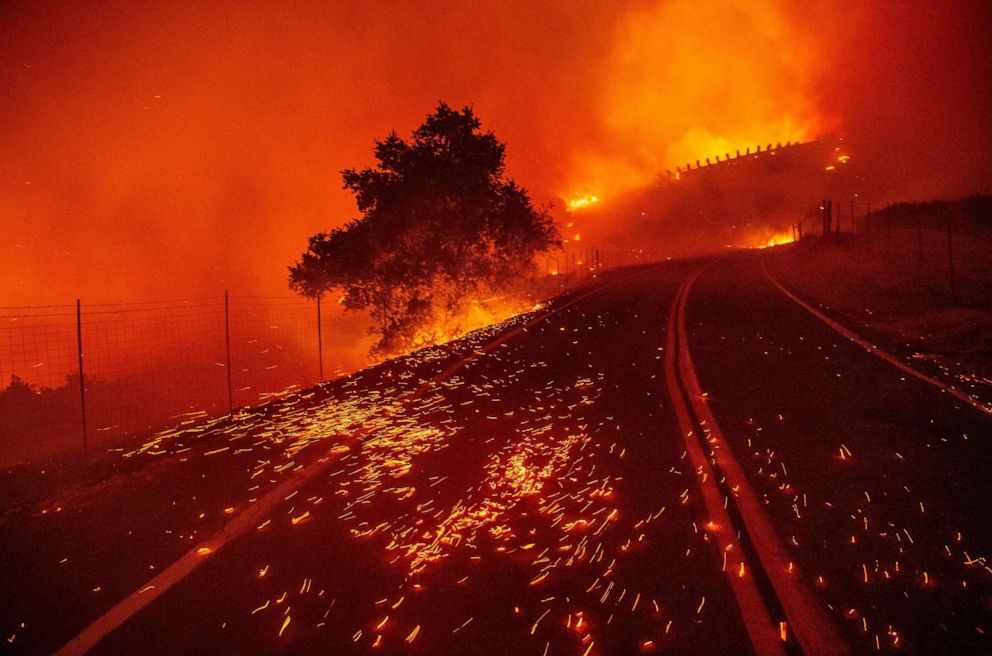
[76,299,87,452]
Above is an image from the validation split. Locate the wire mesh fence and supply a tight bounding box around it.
[794,197,992,300]
[0,293,375,465]
[0,245,633,466]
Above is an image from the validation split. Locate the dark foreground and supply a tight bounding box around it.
[1,253,989,655]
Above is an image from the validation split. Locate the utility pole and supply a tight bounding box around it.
[916,213,924,280]
[224,290,233,413]
[946,209,956,298]
[76,299,87,452]
[316,293,324,381]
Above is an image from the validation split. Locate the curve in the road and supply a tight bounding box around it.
[665,265,850,656]
[53,268,655,656]
[760,255,992,417]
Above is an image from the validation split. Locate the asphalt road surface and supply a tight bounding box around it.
[1,253,989,655]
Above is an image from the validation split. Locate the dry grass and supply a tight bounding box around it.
[766,220,992,379]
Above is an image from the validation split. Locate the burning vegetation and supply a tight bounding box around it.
[289,104,559,356]
[564,137,863,259]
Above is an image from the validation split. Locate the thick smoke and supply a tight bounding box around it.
[0,1,989,304]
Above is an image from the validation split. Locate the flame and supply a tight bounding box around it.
[407,295,536,351]
[765,232,794,247]
[753,230,795,249]
[566,194,600,212]
[566,0,825,198]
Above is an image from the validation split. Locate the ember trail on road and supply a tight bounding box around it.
[1,254,989,655]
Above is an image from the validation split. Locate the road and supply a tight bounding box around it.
[0,253,989,655]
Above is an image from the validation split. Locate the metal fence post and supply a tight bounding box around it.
[76,298,88,452]
[885,212,891,261]
[316,292,324,381]
[866,203,872,255]
[224,290,233,412]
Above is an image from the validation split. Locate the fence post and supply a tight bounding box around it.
[866,203,871,255]
[885,212,891,261]
[224,290,233,413]
[834,200,840,242]
[76,298,88,452]
[946,210,955,298]
[316,292,324,381]
[916,214,924,280]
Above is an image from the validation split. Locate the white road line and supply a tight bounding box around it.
[670,264,850,656]
[761,256,992,417]
[664,269,787,656]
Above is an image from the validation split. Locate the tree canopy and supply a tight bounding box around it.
[290,103,559,354]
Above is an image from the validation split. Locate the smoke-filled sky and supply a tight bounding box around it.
[1,1,990,304]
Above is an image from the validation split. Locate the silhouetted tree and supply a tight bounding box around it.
[290,103,559,354]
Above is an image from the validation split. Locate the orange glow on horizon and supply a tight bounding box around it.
[1,1,989,324]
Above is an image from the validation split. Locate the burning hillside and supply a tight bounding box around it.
[562,136,867,256]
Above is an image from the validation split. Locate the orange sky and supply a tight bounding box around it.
[1,1,990,304]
